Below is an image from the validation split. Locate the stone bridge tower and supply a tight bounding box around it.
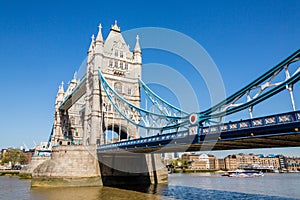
[31,22,167,187]
[51,22,142,147]
[83,21,142,146]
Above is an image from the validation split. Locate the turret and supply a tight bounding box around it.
[94,24,104,54]
[88,34,95,55]
[56,81,64,103]
[134,35,142,64]
[64,72,77,97]
[95,24,104,44]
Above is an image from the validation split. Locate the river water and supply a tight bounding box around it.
[0,173,299,200]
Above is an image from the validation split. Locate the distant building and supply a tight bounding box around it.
[163,152,179,160]
[258,154,281,169]
[181,153,217,170]
[216,158,226,170]
[224,155,238,170]
[285,157,300,171]
[23,149,35,164]
[225,153,260,170]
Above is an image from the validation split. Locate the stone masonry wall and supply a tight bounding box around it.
[31,145,102,187]
[20,156,51,175]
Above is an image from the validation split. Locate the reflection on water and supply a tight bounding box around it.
[0,173,299,200]
[31,186,165,200]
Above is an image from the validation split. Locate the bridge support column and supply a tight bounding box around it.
[145,154,168,184]
[98,152,168,185]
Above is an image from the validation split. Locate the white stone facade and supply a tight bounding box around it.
[51,21,142,146]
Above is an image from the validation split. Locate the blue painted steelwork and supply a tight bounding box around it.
[99,49,300,131]
[97,110,300,152]
[201,111,300,135]
[99,70,189,130]
[138,78,189,116]
[196,49,300,123]
[46,125,54,148]
[49,49,300,149]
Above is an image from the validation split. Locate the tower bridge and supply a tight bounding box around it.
[30,21,300,187]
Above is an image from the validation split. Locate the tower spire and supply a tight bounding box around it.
[134,35,141,53]
[58,81,64,94]
[71,71,77,83]
[88,34,95,53]
[96,24,103,43]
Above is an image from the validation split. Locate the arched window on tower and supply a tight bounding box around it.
[70,116,75,125]
[109,60,113,67]
[114,82,122,94]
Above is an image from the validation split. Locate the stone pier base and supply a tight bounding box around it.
[98,152,168,185]
[31,145,102,187]
[20,156,51,176]
[31,145,168,187]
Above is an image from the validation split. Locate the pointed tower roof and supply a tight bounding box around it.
[111,20,120,32]
[96,23,103,43]
[134,35,141,53]
[88,34,95,53]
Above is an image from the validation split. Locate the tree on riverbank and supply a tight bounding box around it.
[170,159,189,169]
[1,149,28,167]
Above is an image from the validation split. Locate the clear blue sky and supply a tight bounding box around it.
[0,0,299,156]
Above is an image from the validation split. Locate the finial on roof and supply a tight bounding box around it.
[73,71,77,80]
[71,71,77,83]
[134,34,141,53]
[58,81,64,94]
[96,23,103,43]
[111,20,120,32]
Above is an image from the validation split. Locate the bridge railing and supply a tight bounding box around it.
[98,110,300,150]
[201,110,300,135]
[98,129,193,150]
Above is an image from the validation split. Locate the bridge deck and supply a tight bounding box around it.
[97,111,300,153]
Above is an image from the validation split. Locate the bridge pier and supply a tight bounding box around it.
[31,145,102,187]
[98,152,167,186]
[31,145,167,187]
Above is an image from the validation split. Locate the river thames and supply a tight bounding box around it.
[0,173,299,200]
